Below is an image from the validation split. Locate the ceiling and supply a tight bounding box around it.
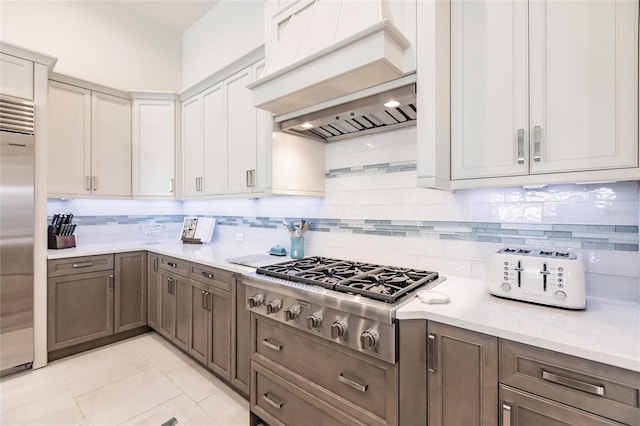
[112,0,219,32]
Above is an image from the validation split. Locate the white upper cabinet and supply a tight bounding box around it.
[447,0,638,186]
[226,66,256,195]
[48,79,132,198]
[202,83,226,195]
[132,97,177,198]
[182,94,203,197]
[0,53,33,100]
[48,81,92,197]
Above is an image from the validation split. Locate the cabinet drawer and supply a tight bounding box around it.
[158,255,189,276]
[254,316,394,422]
[500,385,624,426]
[500,340,640,425]
[189,263,231,291]
[48,254,114,277]
[252,362,365,426]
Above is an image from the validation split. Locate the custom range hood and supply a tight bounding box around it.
[276,74,416,142]
[248,0,414,120]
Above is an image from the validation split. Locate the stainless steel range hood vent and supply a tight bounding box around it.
[277,78,416,142]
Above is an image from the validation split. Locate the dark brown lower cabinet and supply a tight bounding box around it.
[159,269,190,352]
[231,277,250,396]
[188,279,231,381]
[114,252,147,333]
[47,269,114,351]
[47,252,147,352]
[427,321,498,426]
[147,253,160,330]
[500,386,623,426]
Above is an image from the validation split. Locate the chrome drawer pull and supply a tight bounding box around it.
[72,261,94,268]
[542,370,605,396]
[167,262,177,268]
[338,373,368,392]
[262,339,282,352]
[201,271,214,279]
[533,125,542,162]
[262,393,283,409]
[502,403,512,426]
[516,129,525,164]
[427,333,437,373]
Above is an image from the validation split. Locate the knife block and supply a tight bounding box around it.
[47,226,76,249]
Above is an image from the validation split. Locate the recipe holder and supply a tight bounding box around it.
[181,237,202,245]
[47,225,76,249]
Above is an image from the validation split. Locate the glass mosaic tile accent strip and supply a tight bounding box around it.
[50,215,639,252]
[325,161,416,178]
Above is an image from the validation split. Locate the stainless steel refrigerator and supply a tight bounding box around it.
[0,96,35,376]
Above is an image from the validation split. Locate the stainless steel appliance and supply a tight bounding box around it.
[0,96,35,376]
[489,247,586,309]
[244,256,444,363]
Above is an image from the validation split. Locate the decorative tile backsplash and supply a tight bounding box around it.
[325,161,416,178]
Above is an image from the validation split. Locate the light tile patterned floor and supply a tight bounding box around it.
[0,333,249,426]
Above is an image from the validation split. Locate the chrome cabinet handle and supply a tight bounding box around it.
[201,290,206,310]
[167,262,177,268]
[169,178,174,193]
[427,333,437,373]
[262,393,283,409]
[92,176,97,191]
[246,170,251,187]
[502,403,512,426]
[542,370,605,396]
[86,176,91,191]
[517,129,525,164]
[533,125,542,162]
[201,271,214,280]
[72,261,94,268]
[250,169,256,187]
[108,274,114,291]
[338,373,368,392]
[167,277,174,294]
[262,339,282,352]
[153,257,158,272]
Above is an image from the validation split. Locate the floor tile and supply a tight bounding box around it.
[165,362,226,403]
[0,389,84,426]
[122,394,216,426]
[0,364,69,413]
[138,335,193,374]
[199,388,250,426]
[76,368,182,425]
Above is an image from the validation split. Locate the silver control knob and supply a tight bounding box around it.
[266,299,281,314]
[330,321,347,338]
[360,329,378,350]
[306,312,322,329]
[248,294,264,308]
[284,305,301,321]
[501,283,511,292]
[554,291,567,301]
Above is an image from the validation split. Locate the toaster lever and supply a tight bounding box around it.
[514,260,524,287]
[540,262,550,291]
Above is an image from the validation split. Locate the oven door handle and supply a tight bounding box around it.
[338,373,368,392]
[262,339,282,352]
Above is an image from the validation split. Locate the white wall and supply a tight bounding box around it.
[182,0,264,89]
[0,1,182,91]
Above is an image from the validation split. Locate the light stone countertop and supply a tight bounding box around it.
[48,242,640,372]
[396,276,640,372]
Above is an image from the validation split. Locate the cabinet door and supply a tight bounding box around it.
[132,99,176,198]
[450,0,528,179]
[173,275,191,352]
[182,94,203,197]
[208,287,231,381]
[529,0,638,174]
[0,54,33,100]
[253,60,269,194]
[91,91,132,197]
[427,321,498,426]
[231,279,250,395]
[47,270,114,351]
[202,83,227,195]
[500,386,623,426]
[147,254,160,331]
[188,280,210,365]
[47,81,92,197]
[225,67,256,195]
[158,270,175,340]
[114,252,147,333]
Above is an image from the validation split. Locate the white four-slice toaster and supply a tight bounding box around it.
[489,247,586,309]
